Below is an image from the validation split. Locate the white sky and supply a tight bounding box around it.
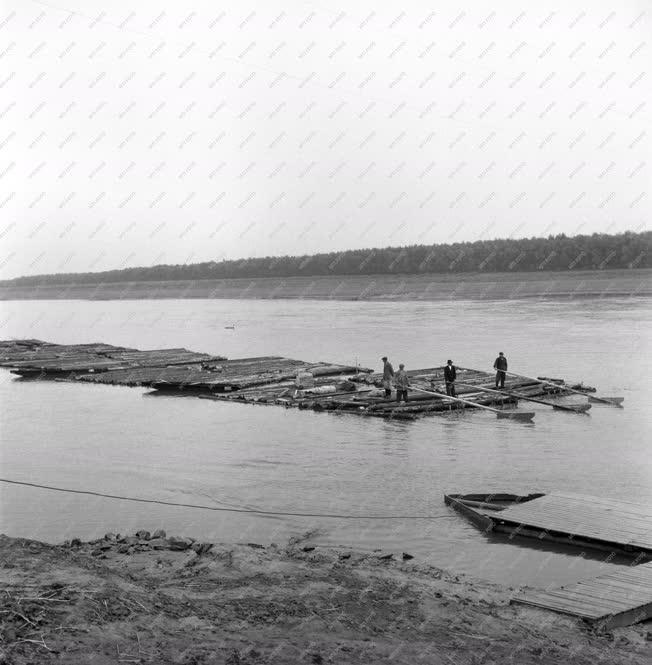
[0,0,650,278]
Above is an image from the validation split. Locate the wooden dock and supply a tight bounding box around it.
[445,491,652,557]
[494,492,652,555]
[446,491,652,626]
[0,339,587,420]
[513,561,652,629]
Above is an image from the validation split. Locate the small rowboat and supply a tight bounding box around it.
[444,493,544,529]
[588,395,624,405]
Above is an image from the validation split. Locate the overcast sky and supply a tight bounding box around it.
[1,0,650,279]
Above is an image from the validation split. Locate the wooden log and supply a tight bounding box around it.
[456,382,591,414]
[412,386,535,421]
[504,370,623,407]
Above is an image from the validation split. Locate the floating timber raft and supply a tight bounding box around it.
[0,339,223,377]
[513,561,652,630]
[444,492,652,558]
[0,339,595,420]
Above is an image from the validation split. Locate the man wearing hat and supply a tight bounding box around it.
[381,356,394,398]
[493,351,508,388]
[444,359,457,397]
[394,363,410,403]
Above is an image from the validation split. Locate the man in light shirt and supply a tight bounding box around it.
[394,364,410,403]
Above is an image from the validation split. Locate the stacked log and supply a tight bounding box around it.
[0,340,225,380]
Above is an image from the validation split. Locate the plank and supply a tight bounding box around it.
[524,591,632,611]
[498,506,652,528]
[503,497,652,522]
[516,599,601,618]
[497,524,652,550]
[497,493,652,551]
[500,517,652,539]
[536,493,652,516]
[523,502,652,521]
[540,586,649,606]
[513,561,652,628]
[497,516,650,542]
[552,491,652,517]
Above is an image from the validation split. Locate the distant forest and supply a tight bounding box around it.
[3,231,650,285]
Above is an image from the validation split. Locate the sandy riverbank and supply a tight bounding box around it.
[1,532,650,664]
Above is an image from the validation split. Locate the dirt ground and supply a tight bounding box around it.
[1,532,650,664]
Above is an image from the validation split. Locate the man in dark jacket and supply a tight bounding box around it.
[494,352,507,388]
[381,356,394,398]
[444,359,457,397]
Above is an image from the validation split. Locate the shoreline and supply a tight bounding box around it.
[1,532,650,664]
[0,292,650,303]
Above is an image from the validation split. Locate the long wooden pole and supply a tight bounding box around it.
[411,386,535,421]
[500,370,623,407]
[455,382,591,414]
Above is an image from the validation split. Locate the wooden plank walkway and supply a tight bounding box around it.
[494,492,652,552]
[513,561,652,629]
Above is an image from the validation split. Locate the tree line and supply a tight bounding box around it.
[3,231,650,286]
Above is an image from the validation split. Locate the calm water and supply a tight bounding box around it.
[1,297,650,587]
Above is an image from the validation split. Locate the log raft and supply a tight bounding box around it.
[0,339,593,420]
[0,339,222,379]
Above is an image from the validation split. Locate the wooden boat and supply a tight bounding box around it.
[444,492,652,557]
[588,395,624,405]
[444,493,545,529]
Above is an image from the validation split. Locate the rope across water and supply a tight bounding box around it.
[0,477,447,520]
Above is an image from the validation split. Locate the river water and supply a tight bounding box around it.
[0,296,650,587]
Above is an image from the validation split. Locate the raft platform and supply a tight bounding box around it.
[0,339,588,420]
[513,562,652,630]
[0,339,223,377]
[445,492,652,558]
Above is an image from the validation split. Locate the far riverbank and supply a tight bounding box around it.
[0,268,650,301]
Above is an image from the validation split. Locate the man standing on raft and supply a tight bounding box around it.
[394,364,410,403]
[494,351,508,388]
[444,359,457,397]
[381,356,394,398]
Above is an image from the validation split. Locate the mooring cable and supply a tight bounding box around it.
[0,478,448,520]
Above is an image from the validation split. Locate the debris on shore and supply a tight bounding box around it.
[1,532,650,664]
